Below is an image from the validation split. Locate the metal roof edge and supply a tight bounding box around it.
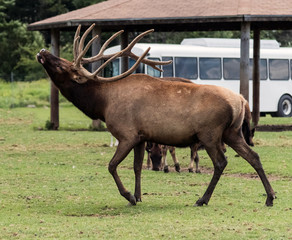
[27,14,292,31]
[27,15,244,31]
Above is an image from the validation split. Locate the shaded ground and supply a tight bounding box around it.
[256,125,292,132]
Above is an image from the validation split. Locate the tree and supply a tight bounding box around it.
[0,0,46,81]
[72,0,105,9]
[5,0,105,24]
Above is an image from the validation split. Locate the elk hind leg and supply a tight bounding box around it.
[224,131,275,206]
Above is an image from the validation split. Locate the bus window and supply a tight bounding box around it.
[162,57,173,77]
[249,59,268,80]
[223,58,240,80]
[104,59,120,77]
[269,59,289,80]
[129,59,144,74]
[147,57,161,77]
[199,58,221,80]
[175,57,198,79]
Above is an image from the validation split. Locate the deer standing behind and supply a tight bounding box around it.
[37,24,275,207]
[146,142,201,173]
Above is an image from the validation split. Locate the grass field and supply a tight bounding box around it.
[0,106,291,239]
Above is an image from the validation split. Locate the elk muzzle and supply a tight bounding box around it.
[37,49,47,64]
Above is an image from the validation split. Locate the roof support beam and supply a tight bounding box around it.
[50,28,60,130]
[121,30,129,73]
[240,21,250,102]
[252,28,261,127]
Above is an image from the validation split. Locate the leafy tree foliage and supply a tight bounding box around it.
[0,0,106,81]
[5,0,104,23]
[0,0,46,81]
[0,20,46,81]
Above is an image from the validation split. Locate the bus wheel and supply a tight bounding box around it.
[276,95,292,117]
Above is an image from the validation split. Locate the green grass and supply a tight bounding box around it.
[0,107,291,239]
[0,79,70,108]
[259,114,292,125]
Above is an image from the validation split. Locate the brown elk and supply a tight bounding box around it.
[37,24,275,207]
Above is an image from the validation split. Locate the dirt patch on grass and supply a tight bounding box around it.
[143,165,291,181]
[0,117,32,125]
[0,142,108,152]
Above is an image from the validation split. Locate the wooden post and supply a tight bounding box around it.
[252,29,261,126]
[50,28,60,130]
[121,30,129,73]
[91,26,103,129]
[240,22,250,102]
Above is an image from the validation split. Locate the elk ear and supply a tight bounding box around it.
[72,74,87,84]
[56,66,64,74]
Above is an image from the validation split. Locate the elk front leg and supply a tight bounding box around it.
[146,142,152,170]
[134,141,145,202]
[161,145,169,172]
[108,141,137,205]
[169,146,180,172]
[189,144,200,173]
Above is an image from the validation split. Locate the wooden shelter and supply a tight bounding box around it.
[28,0,292,129]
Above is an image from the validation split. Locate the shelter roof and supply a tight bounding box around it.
[28,0,292,31]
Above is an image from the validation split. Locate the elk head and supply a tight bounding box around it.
[37,24,172,88]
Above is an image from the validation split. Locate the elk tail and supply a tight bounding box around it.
[242,101,255,146]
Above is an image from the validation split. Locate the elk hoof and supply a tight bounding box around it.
[135,195,142,202]
[188,168,194,173]
[175,163,181,172]
[125,192,136,206]
[194,198,208,207]
[265,195,275,207]
[164,166,169,173]
[195,169,201,174]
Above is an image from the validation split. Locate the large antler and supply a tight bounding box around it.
[72,24,172,83]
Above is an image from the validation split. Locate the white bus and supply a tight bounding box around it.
[104,38,292,117]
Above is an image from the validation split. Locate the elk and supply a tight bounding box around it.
[37,24,275,207]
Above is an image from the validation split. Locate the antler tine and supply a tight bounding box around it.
[73,36,80,64]
[73,25,81,63]
[73,24,97,67]
[129,52,172,72]
[97,47,151,82]
[82,29,152,64]
[82,30,124,64]
[92,51,124,77]
[75,34,100,66]
[99,30,124,53]
[121,29,154,55]
[121,29,172,72]
[74,25,81,42]
[78,23,96,54]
